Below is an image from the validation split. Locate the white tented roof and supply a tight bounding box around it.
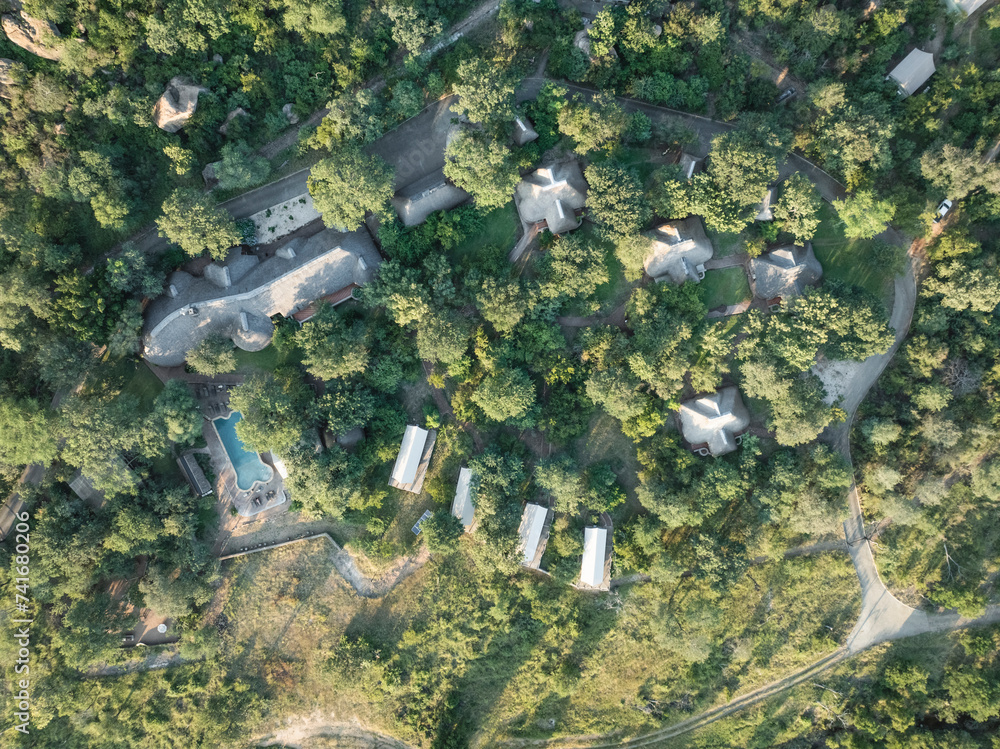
[580,527,607,587]
[945,0,990,16]
[269,453,289,479]
[451,467,475,530]
[391,425,429,486]
[518,503,548,565]
[887,49,936,97]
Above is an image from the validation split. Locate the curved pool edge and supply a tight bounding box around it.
[211,413,275,492]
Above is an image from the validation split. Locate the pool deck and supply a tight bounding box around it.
[203,417,286,517]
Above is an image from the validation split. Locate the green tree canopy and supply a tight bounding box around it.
[451,58,517,125]
[443,130,519,209]
[471,367,537,424]
[920,144,1000,200]
[186,334,237,376]
[584,161,651,240]
[297,303,370,381]
[773,174,822,243]
[152,380,202,445]
[538,232,610,300]
[215,141,271,192]
[228,371,313,454]
[0,395,58,466]
[557,94,628,155]
[157,187,242,261]
[833,190,895,239]
[308,145,395,230]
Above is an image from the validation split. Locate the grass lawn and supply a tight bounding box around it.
[232,343,302,374]
[594,234,627,307]
[698,266,751,310]
[811,202,898,307]
[451,201,519,264]
[121,361,165,413]
[705,227,746,258]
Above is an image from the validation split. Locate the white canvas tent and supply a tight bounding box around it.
[887,49,936,97]
[580,527,608,587]
[518,503,549,568]
[451,467,475,531]
[389,425,430,493]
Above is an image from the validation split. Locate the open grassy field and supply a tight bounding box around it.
[474,552,861,744]
[214,528,862,748]
[698,266,751,310]
[811,202,899,307]
[451,201,519,263]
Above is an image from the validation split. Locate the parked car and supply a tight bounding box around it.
[776,87,797,105]
[122,634,135,643]
[934,199,953,223]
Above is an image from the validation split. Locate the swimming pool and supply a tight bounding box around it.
[213,412,274,491]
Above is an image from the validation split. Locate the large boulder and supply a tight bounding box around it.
[1,12,63,61]
[0,58,22,99]
[218,107,247,135]
[152,77,207,133]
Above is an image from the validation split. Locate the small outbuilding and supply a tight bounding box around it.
[679,387,751,457]
[643,218,713,284]
[518,503,552,569]
[749,243,823,301]
[678,153,703,180]
[451,467,476,532]
[391,169,471,227]
[515,162,588,235]
[513,115,539,146]
[178,454,213,497]
[389,425,437,494]
[68,468,107,509]
[887,49,936,97]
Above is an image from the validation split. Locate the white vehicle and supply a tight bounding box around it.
[934,199,953,223]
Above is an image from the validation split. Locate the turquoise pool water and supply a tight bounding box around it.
[214,412,273,491]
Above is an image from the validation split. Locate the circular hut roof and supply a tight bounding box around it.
[231,310,273,352]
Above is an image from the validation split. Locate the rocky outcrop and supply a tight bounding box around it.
[202,161,221,187]
[218,107,247,135]
[0,58,22,99]
[152,77,207,133]
[282,103,299,125]
[2,12,63,61]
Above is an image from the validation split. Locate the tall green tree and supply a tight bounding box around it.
[152,380,202,445]
[920,144,1000,200]
[0,395,58,466]
[773,174,822,243]
[451,58,517,125]
[557,94,628,154]
[833,190,895,239]
[228,371,313,454]
[215,142,271,192]
[308,145,395,230]
[297,303,370,381]
[187,334,237,375]
[471,368,537,425]
[584,162,651,240]
[443,131,519,209]
[157,188,242,261]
